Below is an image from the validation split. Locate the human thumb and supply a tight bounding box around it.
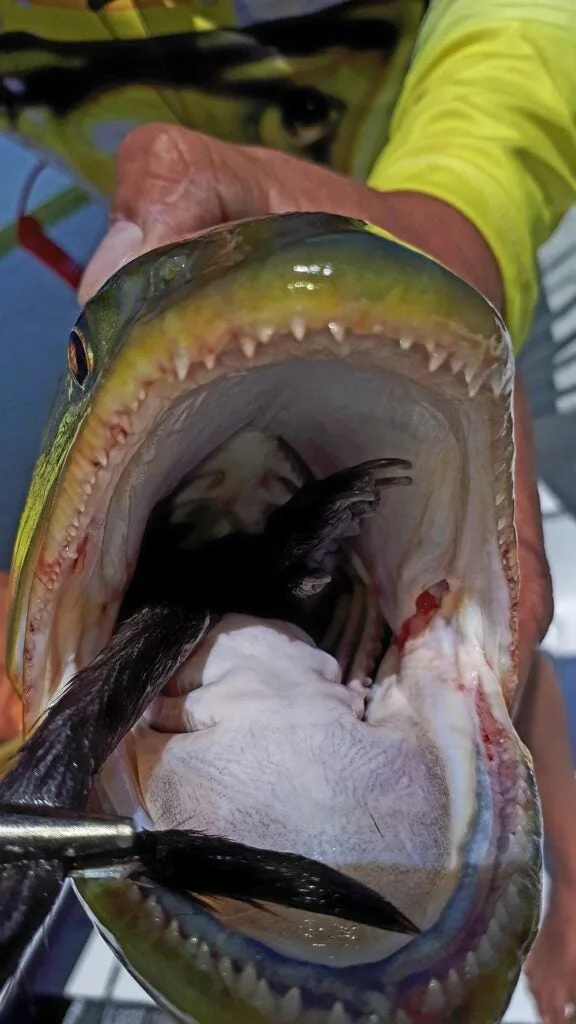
[77,125,255,304]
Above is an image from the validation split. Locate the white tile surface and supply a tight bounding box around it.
[504,971,541,1024]
[540,484,576,657]
[65,928,154,1006]
[111,964,154,1005]
[65,929,117,1000]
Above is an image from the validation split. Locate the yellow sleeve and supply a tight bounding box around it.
[367,0,576,351]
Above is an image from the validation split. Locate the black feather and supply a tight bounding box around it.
[0,606,214,809]
[134,829,419,935]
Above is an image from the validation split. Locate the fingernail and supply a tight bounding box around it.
[78,219,144,305]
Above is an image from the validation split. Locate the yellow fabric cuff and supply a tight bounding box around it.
[368,2,576,352]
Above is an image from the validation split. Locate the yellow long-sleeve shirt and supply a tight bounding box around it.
[369,0,576,347]
[1,0,575,346]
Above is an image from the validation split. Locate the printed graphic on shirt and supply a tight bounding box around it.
[0,0,426,191]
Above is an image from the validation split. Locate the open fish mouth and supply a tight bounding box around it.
[7,213,541,1023]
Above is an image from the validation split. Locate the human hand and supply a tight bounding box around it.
[525,882,576,1024]
[78,124,552,692]
[516,653,576,1024]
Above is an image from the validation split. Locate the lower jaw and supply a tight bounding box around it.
[88,616,541,1024]
[77,738,540,1024]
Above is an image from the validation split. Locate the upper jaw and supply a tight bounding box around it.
[9,213,517,723]
[19,324,515,725]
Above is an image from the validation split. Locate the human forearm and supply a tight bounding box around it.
[369,0,576,350]
[516,652,576,884]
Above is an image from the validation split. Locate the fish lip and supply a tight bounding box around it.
[6,217,536,1020]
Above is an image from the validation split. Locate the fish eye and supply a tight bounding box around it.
[279,86,338,147]
[68,326,93,389]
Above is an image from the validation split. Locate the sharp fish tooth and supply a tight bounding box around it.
[203,352,216,371]
[328,1002,350,1024]
[218,955,235,988]
[487,917,503,949]
[144,896,164,924]
[399,336,413,351]
[165,918,181,941]
[422,978,446,1013]
[450,354,464,375]
[240,336,257,360]
[238,963,258,998]
[258,325,275,343]
[428,349,448,373]
[463,362,479,385]
[114,412,131,433]
[491,370,505,396]
[173,349,189,381]
[196,941,213,972]
[290,315,307,341]
[467,368,490,397]
[328,320,346,343]
[252,979,275,1015]
[445,968,464,1006]
[464,951,479,981]
[476,934,494,967]
[368,993,391,1017]
[395,1011,412,1024]
[280,988,303,1022]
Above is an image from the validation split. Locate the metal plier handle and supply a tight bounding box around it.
[0,803,137,869]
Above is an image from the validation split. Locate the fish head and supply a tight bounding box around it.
[7,213,542,1024]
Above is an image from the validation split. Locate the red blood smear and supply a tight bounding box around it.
[415,590,440,617]
[481,726,496,762]
[396,588,442,653]
[18,215,84,289]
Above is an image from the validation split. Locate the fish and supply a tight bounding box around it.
[4,212,542,1023]
[0,459,419,989]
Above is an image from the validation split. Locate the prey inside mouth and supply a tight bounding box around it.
[11,216,541,1023]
